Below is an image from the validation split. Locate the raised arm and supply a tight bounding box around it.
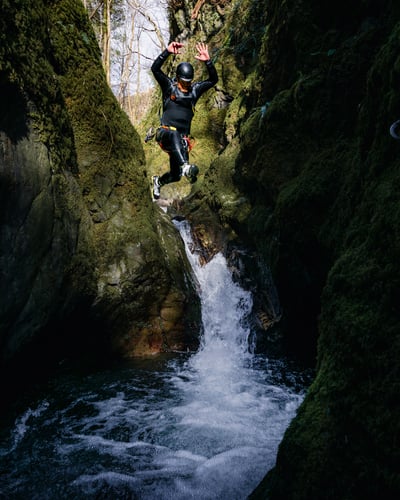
[151,42,184,87]
[194,42,218,96]
[194,42,210,62]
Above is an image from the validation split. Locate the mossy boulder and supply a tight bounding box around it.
[0,0,201,399]
[163,0,400,497]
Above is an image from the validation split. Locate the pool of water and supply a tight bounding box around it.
[0,220,311,499]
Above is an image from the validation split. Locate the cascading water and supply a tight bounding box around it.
[0,220,310,499]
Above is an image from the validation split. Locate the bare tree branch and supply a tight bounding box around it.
[128,0,166,50]
[192,0,207,20]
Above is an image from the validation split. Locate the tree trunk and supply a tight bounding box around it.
[103,0,111,85]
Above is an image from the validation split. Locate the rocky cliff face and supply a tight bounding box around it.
[164,0,400,498]
[0,0,201,400]
[2,0,399,496]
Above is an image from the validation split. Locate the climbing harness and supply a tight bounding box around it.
[156,126,194,153]
[160,125,177,131]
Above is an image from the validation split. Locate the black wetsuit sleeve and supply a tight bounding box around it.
[151,49,172,92]
[205,59,218,85]
[192,60,219,102]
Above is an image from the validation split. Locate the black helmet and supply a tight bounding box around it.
[176,62,194,82]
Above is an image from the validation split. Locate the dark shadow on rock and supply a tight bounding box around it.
[0,80,29,143]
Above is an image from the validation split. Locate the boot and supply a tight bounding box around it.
[182,163,199,184]
[152,175,161,199]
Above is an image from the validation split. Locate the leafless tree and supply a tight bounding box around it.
[83,0,169,121]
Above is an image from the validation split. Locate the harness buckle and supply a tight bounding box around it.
[160,125,177,131]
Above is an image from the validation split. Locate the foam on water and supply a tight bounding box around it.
[0,220,309,499]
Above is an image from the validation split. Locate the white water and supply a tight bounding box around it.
[0,220,308,499]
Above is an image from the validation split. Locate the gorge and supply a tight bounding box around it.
[1,1,399,498]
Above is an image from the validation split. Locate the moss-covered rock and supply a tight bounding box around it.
[0,0,201,402]
[163,0,400,497]
[3,0,399,494]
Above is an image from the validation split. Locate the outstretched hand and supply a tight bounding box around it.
[168,41,183,54]
[194,42,210,62]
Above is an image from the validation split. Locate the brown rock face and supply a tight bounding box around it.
[111,287,199,357]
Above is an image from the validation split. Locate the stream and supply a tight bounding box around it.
[0,219,311,499]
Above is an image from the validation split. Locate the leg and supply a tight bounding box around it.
[156,128,187,186]
[159,132,198,184]
[152,128,198,198]
[159,152,182,185]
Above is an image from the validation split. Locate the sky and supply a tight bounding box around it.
[109,0,169,94]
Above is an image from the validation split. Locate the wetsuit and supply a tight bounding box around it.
[151,49,218,186]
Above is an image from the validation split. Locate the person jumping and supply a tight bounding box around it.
[151,41,218,199]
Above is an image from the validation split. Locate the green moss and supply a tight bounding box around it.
[0,0,78,172]
[166,2,400,498]
[46,0,150,221]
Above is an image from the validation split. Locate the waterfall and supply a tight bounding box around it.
[0,219,309,499]
[175,218,254,364]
